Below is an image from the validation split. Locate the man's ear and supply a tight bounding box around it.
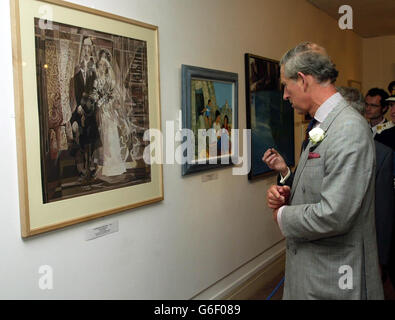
[382,105,389,115]
[297,72,308,92]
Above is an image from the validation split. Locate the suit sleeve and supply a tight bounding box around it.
[375,150,395,267]
[281,118,375,241]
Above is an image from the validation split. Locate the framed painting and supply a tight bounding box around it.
[347,80,362,92]
[245,54,295,180]
[181,65,238,176]
[10,0,163,237]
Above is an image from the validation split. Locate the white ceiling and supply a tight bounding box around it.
[307,0,395,38]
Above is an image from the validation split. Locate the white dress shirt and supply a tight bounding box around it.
[276,92,343,235]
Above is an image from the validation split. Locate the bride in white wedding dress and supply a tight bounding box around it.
[91,49,126,178]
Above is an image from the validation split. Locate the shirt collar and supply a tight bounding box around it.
[371,118,386,129]
[314,92,343,124]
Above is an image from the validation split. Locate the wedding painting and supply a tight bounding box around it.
[35,18,151,203]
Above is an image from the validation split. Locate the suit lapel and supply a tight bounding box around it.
[290,143,310,199]
[290,99,349,201]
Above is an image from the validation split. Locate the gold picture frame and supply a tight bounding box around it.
[10,0,163,237]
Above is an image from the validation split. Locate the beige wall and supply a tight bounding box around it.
[363,35,395,121]
[363,35,395,94]
[2,0,363,299]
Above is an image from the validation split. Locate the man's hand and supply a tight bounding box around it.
[262,148,288,177]
[267,185,291,209]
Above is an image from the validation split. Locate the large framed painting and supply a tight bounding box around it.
[181,65,238,176]
[10,0,163,237]
[245,54,294,180]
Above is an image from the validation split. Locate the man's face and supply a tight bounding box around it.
[280,66,309,114]
[82,44,92,60]
[389,101,395,123]
[365,95,383,120]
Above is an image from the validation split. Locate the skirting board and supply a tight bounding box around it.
[191,239,285,300]
[224,252,285,300]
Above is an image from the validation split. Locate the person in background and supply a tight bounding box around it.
[375,95,395,151]
[365,88,390,138]
[383,94,395,291]
[338,87,394,291]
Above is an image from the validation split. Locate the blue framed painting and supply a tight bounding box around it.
[245,54,294,180]
[181,65,238,176]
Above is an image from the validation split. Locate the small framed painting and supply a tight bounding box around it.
[181,65,238,176]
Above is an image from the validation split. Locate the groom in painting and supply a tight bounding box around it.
[70,36,100,183]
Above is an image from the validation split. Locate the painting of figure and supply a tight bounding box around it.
[35,19,151,203]
[245,54,295,179]
[191,79,234,161]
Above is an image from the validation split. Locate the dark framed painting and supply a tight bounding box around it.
[245,54,295,180]
[181,65,238,176]
[10,0,163,237]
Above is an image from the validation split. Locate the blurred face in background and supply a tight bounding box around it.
[365,95,384,121]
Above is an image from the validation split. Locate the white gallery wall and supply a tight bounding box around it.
[0,0,362,299]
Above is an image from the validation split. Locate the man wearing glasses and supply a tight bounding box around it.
[365,88,391,138]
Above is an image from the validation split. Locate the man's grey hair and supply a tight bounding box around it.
[337,86,365,115]
[280,42,339,84]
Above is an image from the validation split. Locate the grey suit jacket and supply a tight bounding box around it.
[281,98,384,300]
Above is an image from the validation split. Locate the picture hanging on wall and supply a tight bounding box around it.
[181,65,238,176]
[347,80,362,92]
[245,54,295,180]
[10,0,163,237]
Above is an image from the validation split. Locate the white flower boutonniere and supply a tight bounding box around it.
[309,127,325,145]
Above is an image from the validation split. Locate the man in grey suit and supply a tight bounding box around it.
[266,42,384,299]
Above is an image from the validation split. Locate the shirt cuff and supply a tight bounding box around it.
[277,206,286,236]
[279,167,291,185]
